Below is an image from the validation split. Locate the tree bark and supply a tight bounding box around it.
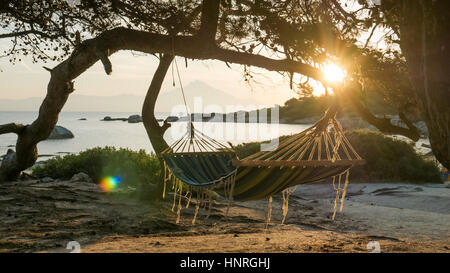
[198,0,221,42]
[142,54,174,154]
[399,1,450,169]
[141,54,174,198]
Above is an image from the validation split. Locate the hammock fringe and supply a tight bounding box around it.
[281,186,297,224]
[332,169,351,220]
[163,161,238,225]
[265,196,273,230]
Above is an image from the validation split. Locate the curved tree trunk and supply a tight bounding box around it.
[142,54,173,154]
[399,1,450,169]
[142,54,174,198]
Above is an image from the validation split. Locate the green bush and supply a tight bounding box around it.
[345,130,441,182]
[234,135,291,159]
[32,147,161,187]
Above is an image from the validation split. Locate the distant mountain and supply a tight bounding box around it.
[0,81,264,112]
[156,80,261,113]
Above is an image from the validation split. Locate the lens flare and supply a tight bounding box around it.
[100,176,121,192]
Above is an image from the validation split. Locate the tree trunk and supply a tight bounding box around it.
[142,54,173,154]
[142,54,174,198]
[399,1,450,169]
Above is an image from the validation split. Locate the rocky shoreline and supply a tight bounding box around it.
[97,112,430,138]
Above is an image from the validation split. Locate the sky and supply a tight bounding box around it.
[0,1,388,113]
[0,45,301,111]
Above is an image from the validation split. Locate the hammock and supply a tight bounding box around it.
[162,110,365,223]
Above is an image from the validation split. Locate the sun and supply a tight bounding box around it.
[323,63,346,83]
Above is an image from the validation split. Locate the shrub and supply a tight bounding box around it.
[345,130,441,182]
[234,135,291,159]
[32,147,161,187]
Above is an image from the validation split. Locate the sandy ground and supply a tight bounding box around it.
[0,179,448,253]
[82,182,450,253]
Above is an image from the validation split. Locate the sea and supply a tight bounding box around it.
[0,111,312,159]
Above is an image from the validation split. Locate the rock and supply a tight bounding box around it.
[47,126,74,140]
[414,121,429,137]
[166,116,179,122]
[70,172,93,183]
[128,115,143,123]
[421,143,432,149]
[444,182,450,189]
[41,177,54,183]
[102,116,127,121]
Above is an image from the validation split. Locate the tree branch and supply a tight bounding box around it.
[50,27,326,84]
[0,123,25,135]
[0,30,58,39]
[340,84,421,141]
[198,0,221,42]
[95,49,112,75]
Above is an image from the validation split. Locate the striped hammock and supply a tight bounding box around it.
[162,113,365,224]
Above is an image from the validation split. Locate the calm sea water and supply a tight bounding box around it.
[0,111,310,158]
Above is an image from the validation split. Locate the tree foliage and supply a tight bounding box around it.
[0,1,418,114]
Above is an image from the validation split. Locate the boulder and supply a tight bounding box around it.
[128,115,143,123]
[102,116,127,121]
[414,121,429,137]
[47,126,74,140]
[70,172,93,183]
[166,116,179,122]
[444,181,450,189]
